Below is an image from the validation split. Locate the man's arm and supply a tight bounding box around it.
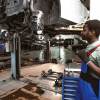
[87,61,100,76]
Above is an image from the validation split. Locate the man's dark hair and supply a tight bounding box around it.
[85,19,100,37]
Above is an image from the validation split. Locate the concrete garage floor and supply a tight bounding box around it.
[0,63,80,100]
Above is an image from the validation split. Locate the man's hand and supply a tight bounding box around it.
[76,49,89,63]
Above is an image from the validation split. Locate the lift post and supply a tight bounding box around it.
[11,33,21,80]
